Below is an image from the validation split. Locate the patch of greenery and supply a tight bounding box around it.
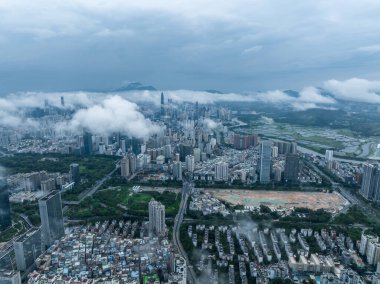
[0,153,119,201]
[65,187,181,219]
[334,205,376,227]
[11,201,41,226]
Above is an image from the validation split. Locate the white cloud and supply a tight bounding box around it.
[66,95,161,139]
[324,78,380,104]
[202,118,221,129]
[254,87,335,110]
[298,87,335,104]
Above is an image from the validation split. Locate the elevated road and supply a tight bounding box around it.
[173,181,197,284]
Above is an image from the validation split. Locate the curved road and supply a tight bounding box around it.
[173,182,197,284]
[305,159,380,222]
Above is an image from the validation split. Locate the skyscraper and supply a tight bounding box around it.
[215,162,229,181]
[0,178,11,231]
[120,156,130,177]
[69,163,80,183]
[325,150,334,161]
[120,138,126,153]
[60,96,65,107]
[161,92,165,116]
[38,191,65,248]
[193,148,201,163]
[185,155,195,173]
[173,161,182,181]
[83,131,93,155]
[14,228,42,271]
[260,141,272,184]
[128,152,137,174]
[149,199,166,236]
[360,163,380,201]
[325,149,334,169]
[284,154,300,183]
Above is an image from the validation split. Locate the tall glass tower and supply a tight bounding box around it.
[0,177,11,231]
[260,141,272,184]
[38,191,64,248]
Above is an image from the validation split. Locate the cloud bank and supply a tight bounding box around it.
[1,77,380,132]
[64,96,161,139]
[324,78,380,104]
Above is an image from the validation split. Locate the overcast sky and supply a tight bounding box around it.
[1,0,380,94]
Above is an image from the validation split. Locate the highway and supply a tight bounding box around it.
[306,160,380,222]
[173,181,197,284]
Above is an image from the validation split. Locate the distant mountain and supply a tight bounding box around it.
[205,89,224,94]
[283,90,300,98]
[112,82,157,92]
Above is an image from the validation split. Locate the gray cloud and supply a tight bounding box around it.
[1,1,380,92]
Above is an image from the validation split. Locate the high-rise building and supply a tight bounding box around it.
[273,141,296,155]
[14,228,42,271]
[120,138,126,153]
[179,144,193,162]
[325,149,334,168]
[233,134,258,149]
[273,166,282,182]
[128,152,137,174]
[173,162,182,181]
[359,233,378,255]
[193,148,201,163]
[60,96,65,107]
[272,146,279,158]
[360,163,380,200]
[38,191,65,248]
[0,178,11,231]
[325,150,334,161]
[366,240,380,265]
[260,141,272,184]
[40,178,56,192]
[284,154,300,183]
[83,132,93,155]
[164,144,172,159]
[149,199,166,236]
[290,142,297,154]
[215,162,229,182]
[185,155,195,173]
[120,156,130,177]
[69,163,80,183]
[161,92,165,116]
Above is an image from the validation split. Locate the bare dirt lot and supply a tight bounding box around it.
[209,189,348,211]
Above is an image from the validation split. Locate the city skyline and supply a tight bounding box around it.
[2,1,380,283]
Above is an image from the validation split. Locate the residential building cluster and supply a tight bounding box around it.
[27,222,186,284]
[189,189,230,216]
